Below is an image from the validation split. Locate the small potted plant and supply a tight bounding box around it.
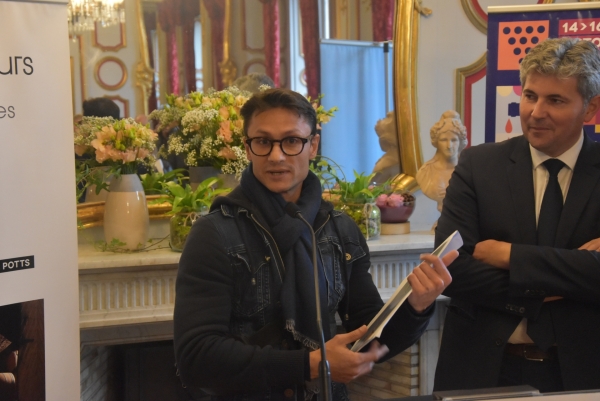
[330,171,387,240]
[162,177,229,251]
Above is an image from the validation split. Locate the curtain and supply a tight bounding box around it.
[319,42,393,177]
[157,0,180,94]
[262,0,280,87]
[202,0,226,90]
[299,0,320,99]
[143,11,158,113]
[371,0,395,41]
[181,0,200,93]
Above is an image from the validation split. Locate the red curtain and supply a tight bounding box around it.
[371,0,395,41]
[181,0,200,93]
[299,0,320,99]
[202,0,226,90]
[157,0,181,95]
[262,0,280,87]
[143,11,158,113]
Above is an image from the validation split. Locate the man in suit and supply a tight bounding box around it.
[433,37,600,393]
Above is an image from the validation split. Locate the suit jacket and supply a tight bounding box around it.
[433,135,600,391]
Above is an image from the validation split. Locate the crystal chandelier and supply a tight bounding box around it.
[67,0,126,36]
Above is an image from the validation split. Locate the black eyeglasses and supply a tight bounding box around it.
[245,135,313,156]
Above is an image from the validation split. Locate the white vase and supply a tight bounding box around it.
[84,184,108,203]
[103,174,149,250]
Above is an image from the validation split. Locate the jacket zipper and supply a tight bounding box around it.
[249,214,285,283]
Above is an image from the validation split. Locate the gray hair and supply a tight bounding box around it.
[520,37,600,104]
[430,110,468,152]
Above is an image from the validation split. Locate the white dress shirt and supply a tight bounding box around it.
[507,133,583,344]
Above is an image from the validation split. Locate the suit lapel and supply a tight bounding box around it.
[507,137,538,245]
[556,136,600,248]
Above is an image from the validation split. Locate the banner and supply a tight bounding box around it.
[486,3,600,143]
[0,1,80,400]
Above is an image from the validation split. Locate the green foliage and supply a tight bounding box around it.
[75,162,110,203]
[140,168,187,195]
[331,171,390,203]
[162,176,229,214]
[310,155,345,190]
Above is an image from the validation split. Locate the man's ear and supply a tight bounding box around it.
[310,134,320,158]
[584,95,600,122]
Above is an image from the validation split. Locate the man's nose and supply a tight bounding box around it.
[268,142,286,161]
[531,100,547,118]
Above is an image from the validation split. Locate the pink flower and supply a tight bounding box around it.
[218,147,237,160]
[375,194,388,208]
[217,121,233,143]
[219,106,230,120]
[386,194,405,207]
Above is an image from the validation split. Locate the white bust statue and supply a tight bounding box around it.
[416,110,468,214]
[372,111,400,184]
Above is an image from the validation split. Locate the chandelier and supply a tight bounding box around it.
[67,0,125,36]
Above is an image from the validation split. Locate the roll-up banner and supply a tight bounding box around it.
[0,0,80,400]
[486,2,600,143]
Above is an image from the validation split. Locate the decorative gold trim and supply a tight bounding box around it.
[94,56,128,91]
[77,196,171,229]
[461,0,555,35]
[392,0,425,191]
[135,0,153,115]
[70,56,75,115]
[92,22,127,52]
[455,52,487,120]
[219,0,238,87]
[79,35,87,103]
[104,95,130,118]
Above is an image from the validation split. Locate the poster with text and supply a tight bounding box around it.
[0,0,80,400]
[486,3,600,143]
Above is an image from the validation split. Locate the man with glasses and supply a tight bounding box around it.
[174,88,456,401]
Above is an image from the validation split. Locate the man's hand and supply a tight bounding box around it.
[309,326,389,383]
[473,240,511,269]
[579,237,600,251]
[406,250,457,313]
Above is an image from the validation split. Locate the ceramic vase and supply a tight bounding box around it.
[103,174,149,250]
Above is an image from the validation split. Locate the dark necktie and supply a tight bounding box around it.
[528,158,565,350]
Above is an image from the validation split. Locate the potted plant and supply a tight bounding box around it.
[329,171,388,240]
[162,177,229,251]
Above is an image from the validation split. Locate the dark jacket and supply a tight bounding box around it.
[174,187,433,401]
[434,135,600,391]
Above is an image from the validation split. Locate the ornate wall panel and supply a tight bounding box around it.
[104,95,130,118]
[92,22,127,52]
[455,52,487,146]
[94,56,128,90]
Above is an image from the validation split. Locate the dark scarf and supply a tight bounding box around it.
[240,165,330,350]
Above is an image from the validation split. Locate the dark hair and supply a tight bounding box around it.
[82,97,120,119]
[240,88,317,136]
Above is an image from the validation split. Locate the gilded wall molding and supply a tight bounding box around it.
[135,0,153,115]
[219,0,238,87]
[104,95,130,118]
[92,22,127,52]
[455,52,487,121]
[94,56,128,90]
[392,0,426,193]
[461,0,555,35]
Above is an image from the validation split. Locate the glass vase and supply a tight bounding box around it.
[169,207,206,252]
[338,200,381,240]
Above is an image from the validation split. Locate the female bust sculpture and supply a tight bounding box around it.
[416,110,468,214]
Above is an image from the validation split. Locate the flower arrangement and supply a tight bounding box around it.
[150,87,250,176]
[150,87,338,177]
[75,117,158,174]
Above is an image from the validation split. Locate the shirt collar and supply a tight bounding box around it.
[529,132,583,170]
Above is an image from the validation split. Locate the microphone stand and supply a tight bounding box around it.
[285,203,332,401]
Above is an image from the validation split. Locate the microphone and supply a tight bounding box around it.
[284,202,332,401]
